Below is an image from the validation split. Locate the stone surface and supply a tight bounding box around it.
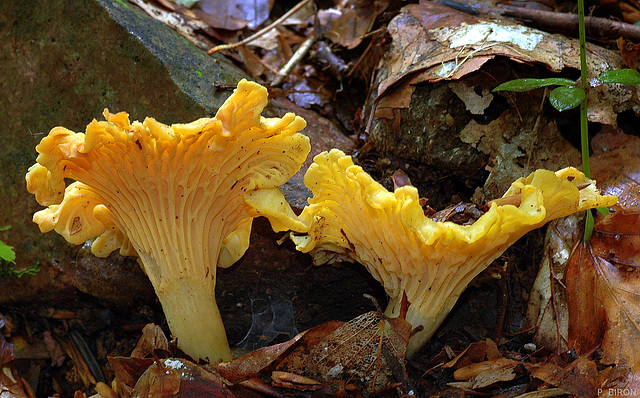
[0,0,242,307]
[0,0,358,331]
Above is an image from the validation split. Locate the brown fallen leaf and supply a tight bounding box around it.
[591,131,640,211]
[131,358,234,398]
[317,0,388,49]
[442,338,501,371]
[131,324,169,359]
[566,210,640,387]
[308,301,413,394]
[212,330,308,384]
[279,297,413,395]
[0,326,33,398]
[525,214,582,354]
[525,362,597,398]
[195,0,272,30]
[374,0,638,127]
[271,370,323,391]
[109,356,156,397]
[451,357,520,388]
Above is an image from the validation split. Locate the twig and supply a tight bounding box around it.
[438,1,640,42]
[271,33,317,86]
[208,0,314,54]
[495,5,640,42]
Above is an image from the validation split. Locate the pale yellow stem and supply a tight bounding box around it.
[155,277,232,363]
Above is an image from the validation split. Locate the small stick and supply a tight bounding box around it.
[495,5,640,42]
[271,33,317,86]
[208,0,313,54]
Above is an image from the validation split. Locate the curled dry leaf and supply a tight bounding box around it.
[212,330,307,384]
[524,214,582,354]
[450,357,520,389]
[271,370,323,391]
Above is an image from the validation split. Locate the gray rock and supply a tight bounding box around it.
[1,0,246,307]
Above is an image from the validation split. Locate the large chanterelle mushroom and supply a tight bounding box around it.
[290,149,616,358]
[26,79,310,363]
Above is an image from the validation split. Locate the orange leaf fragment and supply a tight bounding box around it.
[271,371,323,391]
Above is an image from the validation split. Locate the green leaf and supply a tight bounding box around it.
[598,69,640,85]
[493,78,577,92]
[0,225,14,263]
[583,210,595,241]
[0,240,15,263]
[549,86,586,111]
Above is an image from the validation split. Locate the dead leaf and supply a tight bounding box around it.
[448,80,493,115]
[109,356,156,397]
[304,307,412,394]
[591,131,640,211]
[212,330,307,384]
[451,357,520,388]
[525,215,582,354]
[317,0,388,49]
[443,339,501,371]
[375,0,639,127]
[271,370,323,391]
[0,332,33,398]
[131,324,169,359]
[525,362,597,398]
[131,358,234,398]
[195,0,273,30]
[567,210,640,374]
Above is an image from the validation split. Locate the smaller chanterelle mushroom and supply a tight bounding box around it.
[290,149,617,358]
[26,79,310,363]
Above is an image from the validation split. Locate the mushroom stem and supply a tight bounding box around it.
[156,276,232,363]
[386,275,485,358]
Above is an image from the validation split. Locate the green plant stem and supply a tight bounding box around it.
[578,0,596,241]
[578,0,590,179]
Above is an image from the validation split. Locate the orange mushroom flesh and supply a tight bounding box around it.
[291,149,617,358]
[26,79,310,363]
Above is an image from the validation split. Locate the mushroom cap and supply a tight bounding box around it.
[292,149,617,356]
[27,79,309,281]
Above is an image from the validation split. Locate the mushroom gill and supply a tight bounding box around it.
[26,79,310,363]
